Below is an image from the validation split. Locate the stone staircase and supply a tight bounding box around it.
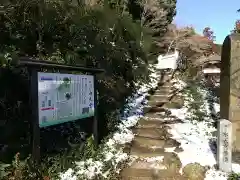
[120,73,186,180]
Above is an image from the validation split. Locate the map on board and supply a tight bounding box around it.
[37,72,94,128]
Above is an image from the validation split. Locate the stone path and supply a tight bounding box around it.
[120,72,186,180]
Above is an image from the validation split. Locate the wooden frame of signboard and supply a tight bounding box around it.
[17,57,104,162]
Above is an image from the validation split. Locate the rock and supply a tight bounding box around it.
[143,106,152,114]
[162,152,182,173]
[148,106,168,113]
[123,143,132,154]
[165,138,181,148]
[183,163,207,180]
[174,146,184,153]
[145,94,151,100]
[211,130,217,137]
[148,88,155,95]
[164,96,184,109]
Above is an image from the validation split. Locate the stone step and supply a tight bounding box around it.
[155,89,173,94]
[133,132,180,150]
[133,135,165,148]
[152,95,170,100]
[149,94,169,100]
[142,116,181,125]
[162,74,172,78]
[121,160,184,180]
[157,84,173,90]
[157,83,173,88]
[144,112,167,119]
[158,80,172,85]
[158,80,172,84]
[130,144,165,158]
[133,128,167,139]
[153,94,172,99]
[158,83,172,87]
[121,172,184,180]
[160,78,172,83]
[161,76,172,80]
[151,94,171,98]
[148,100,169,107]
[132,138,180,153]
[130,160,166,170]
[144,112,166,121]
[121,162,164,180]
[143,105,171,115]
[147,106,169,113]
[160,118,184,125]
[137,119,166,128]
[156,85,173,89]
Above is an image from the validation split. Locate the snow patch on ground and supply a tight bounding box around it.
[167,79,240,180]
[168,120,216,167]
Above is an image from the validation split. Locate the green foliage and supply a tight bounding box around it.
[0,134,101,179]
[0,0,150,154]
[178,57,200,81]
[184,81,207,122]
[185,65,199,80]
[1,153,49,180]
[228,172,240,180]
[142,0,177,59]
[0,162,11,178]
[80,135,97,160]
[102,0,177,60]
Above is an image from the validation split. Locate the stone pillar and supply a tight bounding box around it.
[221,33,240,152]
[217,119,232,172]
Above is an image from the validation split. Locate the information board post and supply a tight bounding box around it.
[29,68,41,162]
[93,75,98,145]
[18,58,104,162]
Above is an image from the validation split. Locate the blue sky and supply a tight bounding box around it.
[174,0,240,44]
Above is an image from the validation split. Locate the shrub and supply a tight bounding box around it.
[0,0,151,162]
[228,172,240,180]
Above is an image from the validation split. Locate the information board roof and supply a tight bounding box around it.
[17,57,104,73]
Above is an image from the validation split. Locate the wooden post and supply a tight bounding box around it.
[29,68,41,162]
